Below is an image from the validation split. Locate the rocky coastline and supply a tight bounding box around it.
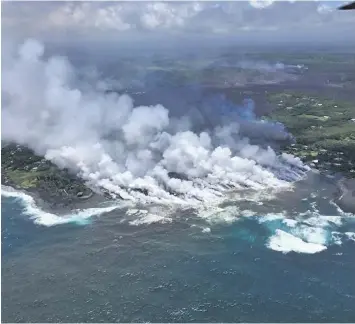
[1,144,109,212]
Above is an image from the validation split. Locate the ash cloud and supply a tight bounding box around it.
[2,39,309,206]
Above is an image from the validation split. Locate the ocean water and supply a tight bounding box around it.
[2,172,355,323]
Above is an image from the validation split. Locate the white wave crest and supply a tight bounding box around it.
[258,200,354,254]
[1,186,120,226]
[345,232,355,242]
[125,208,172,226]
[267,229,327,254]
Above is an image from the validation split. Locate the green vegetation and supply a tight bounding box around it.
[2,144,95,206]
[267,92,355,177]
[5,169,42,189]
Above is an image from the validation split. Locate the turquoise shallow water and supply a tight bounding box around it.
[2,189,355,323]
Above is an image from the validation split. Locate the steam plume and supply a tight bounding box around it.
[2,39,309,206]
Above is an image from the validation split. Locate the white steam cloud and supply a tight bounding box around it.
[2,39,310,206]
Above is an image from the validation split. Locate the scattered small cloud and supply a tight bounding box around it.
[1,1,354,42]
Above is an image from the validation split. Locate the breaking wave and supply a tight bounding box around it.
[268,229,327,254]
[257,200,355,254]
[1,186,121,226]
[2,184,354,255]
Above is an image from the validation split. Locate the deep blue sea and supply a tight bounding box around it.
[2,178,355,322]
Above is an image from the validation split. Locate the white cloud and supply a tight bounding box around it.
[317,4,333,14]
[140,3,186,30]
[2,1,354,39]
[249,0,275,9]
[95,6,131,31]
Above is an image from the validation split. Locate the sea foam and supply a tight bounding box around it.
[267,229,327,254]
[1,186,120,226]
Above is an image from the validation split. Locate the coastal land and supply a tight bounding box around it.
[2,52,355,213]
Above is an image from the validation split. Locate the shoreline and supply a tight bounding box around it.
[1,182,109,216]
[1,184,124,227]
[335,178,355,214]
[2,166,354,218]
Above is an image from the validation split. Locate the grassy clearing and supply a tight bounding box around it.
[5,169,44,188]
